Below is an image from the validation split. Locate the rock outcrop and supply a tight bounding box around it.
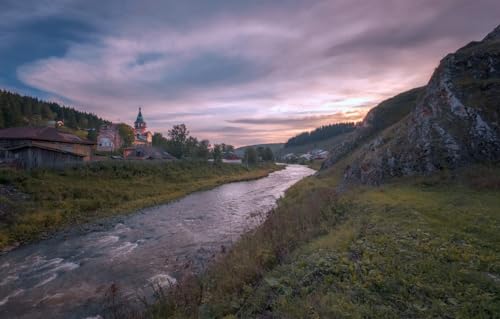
[325,24,500,184]
[322,87,424,169]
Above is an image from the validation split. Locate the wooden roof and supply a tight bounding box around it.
[0,127,95,145]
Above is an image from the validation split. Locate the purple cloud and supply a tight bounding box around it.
[4,0,500,145]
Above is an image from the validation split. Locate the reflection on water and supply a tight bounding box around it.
[0,165,314,319]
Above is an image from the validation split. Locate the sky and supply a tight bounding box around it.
[1,0,499,146]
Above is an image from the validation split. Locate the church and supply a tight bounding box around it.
[133,107,153,145]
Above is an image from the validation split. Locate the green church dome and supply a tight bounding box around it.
[135,107,145,124]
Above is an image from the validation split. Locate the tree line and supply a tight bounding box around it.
[0,90,107,131]
[152,124,276,164]
[243,146,274,165]
[152,124,236,162]
[284,122,356,148]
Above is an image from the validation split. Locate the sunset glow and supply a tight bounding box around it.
[1,0,499,145]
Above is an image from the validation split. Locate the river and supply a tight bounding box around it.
[0,164,314,319]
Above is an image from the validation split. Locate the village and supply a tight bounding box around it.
[281,148,329,164]
[0,107,249,169]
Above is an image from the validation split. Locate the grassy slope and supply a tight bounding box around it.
[238,168,500,318]
[0,162,281,249]
[144,165,500,319]
[307,159,325,171]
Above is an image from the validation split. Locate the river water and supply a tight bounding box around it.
[0,165,314,319]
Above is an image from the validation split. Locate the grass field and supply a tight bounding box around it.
[0,161,281,250]
[139,165,500,318]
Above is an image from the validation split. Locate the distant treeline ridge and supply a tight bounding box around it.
[0,90,107,130]
[285,122,356,147]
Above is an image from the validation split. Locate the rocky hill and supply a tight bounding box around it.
[324,24,500,184]
[322,86,425,168]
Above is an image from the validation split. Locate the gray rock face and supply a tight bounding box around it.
[330,25,500,184]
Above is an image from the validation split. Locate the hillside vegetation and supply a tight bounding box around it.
[284,122,356,148]
[0,90,107,130]
[235,143,284,158]
[322,86,425,168]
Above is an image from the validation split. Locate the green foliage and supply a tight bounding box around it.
[212,144,223,164]
[236,179,500,318]
[244,147,258,165]
[167,124,189,158]
[366,86,424,132]
[285,122,356,148]
[196,139,211,160]
[86,129,98,142]
[0,89,107,129]
[152,132,168,149]
[117,123,135,147]
[258,146,274,161]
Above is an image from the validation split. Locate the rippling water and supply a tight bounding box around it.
[0,165,314,319]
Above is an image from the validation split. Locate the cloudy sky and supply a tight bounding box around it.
[1,0,499,146]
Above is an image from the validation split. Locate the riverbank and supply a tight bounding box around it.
[142,164,500,318]
[0,161,282,251]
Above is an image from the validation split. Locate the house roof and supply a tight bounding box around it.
[1,141,86,157]
[124,145,176,160]
[0,127,95,145]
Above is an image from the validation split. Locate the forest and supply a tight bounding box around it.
[0,90,107,130]
[284,122,356,147]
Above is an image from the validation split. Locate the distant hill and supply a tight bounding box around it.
[0,90,108,131]
[320,86,425,167]
[323,25,500,184]
[284,122,356,148]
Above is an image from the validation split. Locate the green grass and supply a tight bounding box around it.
[307,159,324,171]
[0,161,281,249]
[138,165,500,319]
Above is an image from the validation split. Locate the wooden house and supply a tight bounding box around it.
[0,127,95,169]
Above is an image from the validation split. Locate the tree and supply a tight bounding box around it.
[152,132,168,149]
[284,122,356,148]
[197,139,210,160]
[168,124,189,158]
[117,123,135,147]
[222,144,235,154]
[87,129,98,142]
[257,146,265,160]
[0,90,107,130]
[185,136,199,158]
[263,147,274,161]
[65,110,77,128]
[244,147,258,166]
[212,144,223,164]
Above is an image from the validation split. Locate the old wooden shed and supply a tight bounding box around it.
[0,127,95,169]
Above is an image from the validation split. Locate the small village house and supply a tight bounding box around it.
[0,127,95,169]
[97,124,122,152]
